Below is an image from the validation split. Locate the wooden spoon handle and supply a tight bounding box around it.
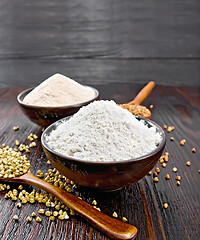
[128,81,155,105]
[19,172,137,240]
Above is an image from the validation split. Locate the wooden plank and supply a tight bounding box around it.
[0,59,199,88]
[0,0,199,59]
[0,85,199,240]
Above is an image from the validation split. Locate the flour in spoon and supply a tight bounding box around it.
[46,100,162,162]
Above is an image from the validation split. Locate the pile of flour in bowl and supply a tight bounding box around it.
[46,100,162,162]
[23,73,96,107]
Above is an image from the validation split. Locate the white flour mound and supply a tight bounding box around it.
[23,73,96,107]
[46,100,162,162]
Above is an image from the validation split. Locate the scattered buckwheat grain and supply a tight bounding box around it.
[122,217,128,222]
[180,139,186,146]
[13,126,19,131]
[26,217,32,222]
[153,172,158,177]
[165,174,170,180]
[186,161,191,166]
[192,148,196,153]
[162,163,167,168]
[154,177,158,182]
[13,215,18,221]
[36,217,42,223]
[177,181,181,186]
[163,203,168,209]
[167,126,175,132]
[112,212,118,218]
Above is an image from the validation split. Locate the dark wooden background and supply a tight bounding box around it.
[0,0,199,88]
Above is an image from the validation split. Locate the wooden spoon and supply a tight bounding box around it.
[1,170,137,240]
[119,81,155,119]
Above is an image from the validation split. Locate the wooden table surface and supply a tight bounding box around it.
[0,84,199,240]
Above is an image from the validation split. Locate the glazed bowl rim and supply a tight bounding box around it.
[17,86,99,109]
[41,115,166,166]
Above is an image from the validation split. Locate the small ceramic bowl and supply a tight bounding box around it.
[41,116,166,191]
[17,86,99,128]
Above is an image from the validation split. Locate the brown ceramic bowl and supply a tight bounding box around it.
[41,116,166,191]
[17,86,99,128]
